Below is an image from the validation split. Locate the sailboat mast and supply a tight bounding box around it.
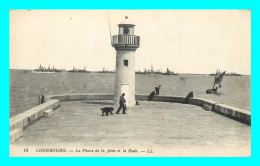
[212,68,218,89]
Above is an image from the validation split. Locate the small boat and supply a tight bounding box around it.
[206,69,226,94]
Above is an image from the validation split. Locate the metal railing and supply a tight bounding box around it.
[112,35,140,47]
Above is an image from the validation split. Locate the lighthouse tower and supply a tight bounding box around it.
[112,17,140,107]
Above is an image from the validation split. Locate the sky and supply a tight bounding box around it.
[10,10,251,74]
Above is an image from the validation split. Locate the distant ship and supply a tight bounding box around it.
[143,65,164,76]
[136,67,177,76]
[32,65,57,73]
[210,72,241,76]
[163,68,177,75]
[206,69,226,94]
[98,67,115,73]
[68,66,90,73]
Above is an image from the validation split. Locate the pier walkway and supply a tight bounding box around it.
[11,100,251,157]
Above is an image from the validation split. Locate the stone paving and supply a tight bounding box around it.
[11,100,251,156]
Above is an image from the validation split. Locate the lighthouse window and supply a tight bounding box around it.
[123,27,129,35]
[124,60,128,67]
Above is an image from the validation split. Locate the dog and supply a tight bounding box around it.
[101,107,114,116]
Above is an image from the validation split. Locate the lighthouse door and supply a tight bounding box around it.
[121,84,130,106]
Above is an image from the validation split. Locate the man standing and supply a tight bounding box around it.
[116,93,127,114]
[155,85,161,95]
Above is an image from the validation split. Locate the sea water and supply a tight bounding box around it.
[9,70,251,117]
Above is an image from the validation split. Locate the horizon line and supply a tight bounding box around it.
[9,68,251,76]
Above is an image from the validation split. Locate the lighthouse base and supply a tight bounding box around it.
[114,84,135,107]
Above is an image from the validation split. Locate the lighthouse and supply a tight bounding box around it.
[112,17,140,107]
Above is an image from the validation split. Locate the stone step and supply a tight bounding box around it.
[10,128,22,143]
[44,109,53,118]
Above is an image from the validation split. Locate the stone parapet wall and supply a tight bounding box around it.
[9,99,60,131]
[189,98,250,125]
[38,94,253,126]
[46,94,114,102]
[189,98,218,107]
[136,95,185,103]
[214,103,251,125]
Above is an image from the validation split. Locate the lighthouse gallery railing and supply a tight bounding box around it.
[112,35,140,47]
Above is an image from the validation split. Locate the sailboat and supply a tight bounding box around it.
[206,69,226,94]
